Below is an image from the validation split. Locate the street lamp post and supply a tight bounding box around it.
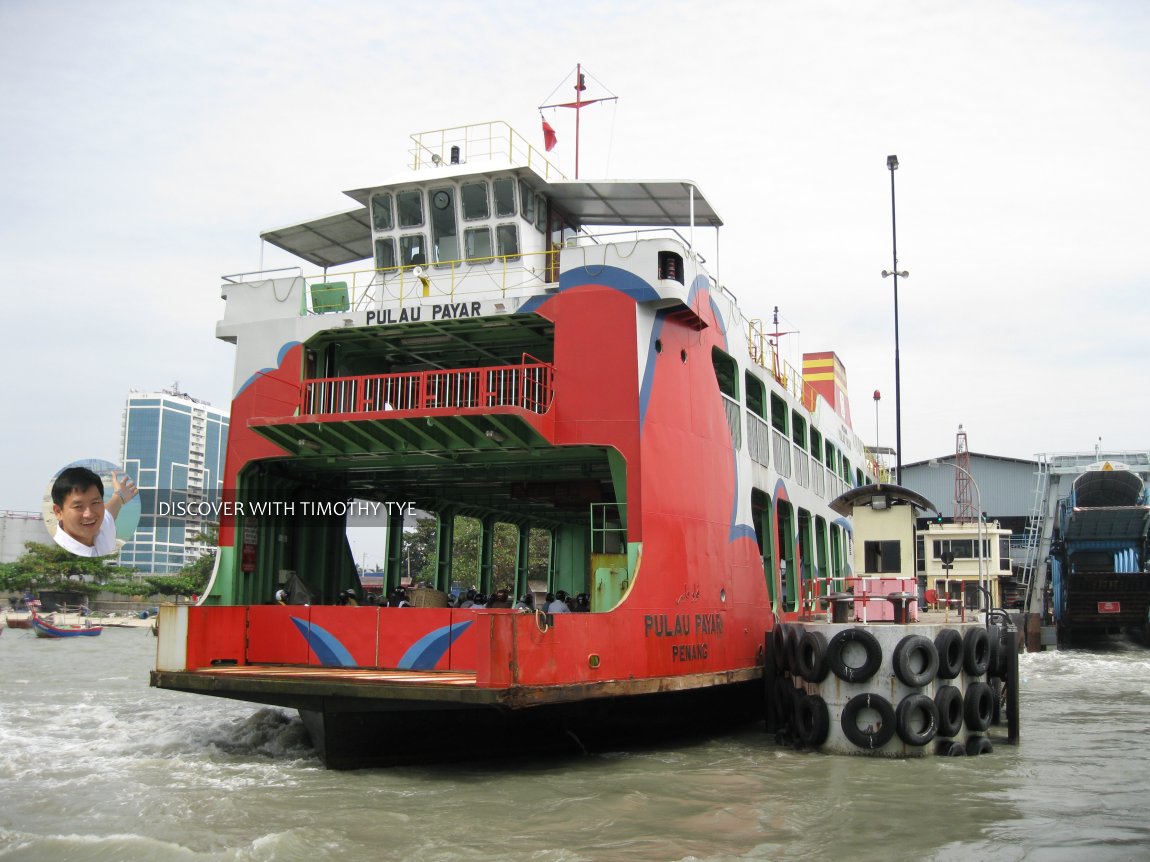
[930,459,986,614]
[882,155,908,484]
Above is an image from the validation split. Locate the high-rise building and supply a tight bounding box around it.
[119,387,229,574]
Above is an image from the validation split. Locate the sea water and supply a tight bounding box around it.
[1,627,1148,861]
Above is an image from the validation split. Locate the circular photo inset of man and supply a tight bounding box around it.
[42,459,141,558]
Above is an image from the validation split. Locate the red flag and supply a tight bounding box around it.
[541,119,557,152]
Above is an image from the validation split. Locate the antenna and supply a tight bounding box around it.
[538,63,618,178]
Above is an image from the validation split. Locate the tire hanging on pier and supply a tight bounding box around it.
[966,735,994,756]
[840,692,896,750]
[892,635,939,688]
[934,684,964,738]
[963,627,991,677]
[934,628,964,679]
[964,681,994,732]
[797,630,830,683]
[895,693,940,746]
[795,693,830,746]
[771,624,789,673]
[827,628,883,684]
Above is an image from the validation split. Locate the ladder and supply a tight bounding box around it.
[1018,454,1051,612]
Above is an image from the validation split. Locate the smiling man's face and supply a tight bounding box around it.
[53,486,106,547]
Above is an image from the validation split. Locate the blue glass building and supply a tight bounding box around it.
[119,389,229,574]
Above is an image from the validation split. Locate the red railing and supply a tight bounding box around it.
[300,357,554,417]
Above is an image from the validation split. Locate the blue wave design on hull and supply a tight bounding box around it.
[291,617,357,667]
[399,620,473,670]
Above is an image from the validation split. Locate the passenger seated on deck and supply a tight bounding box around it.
[513,593,535,612]
[547,591,571,614]
[487,589,512,609]
[336,589,359,607]
[574,593,590,612]
[459,589,478,609]
[274,589,288,605]
[382,586,410,608]
[471,594,488,609]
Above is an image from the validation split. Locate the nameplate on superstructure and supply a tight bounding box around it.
[362,300,500,327]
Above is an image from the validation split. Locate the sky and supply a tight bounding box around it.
[2,0,1148,519]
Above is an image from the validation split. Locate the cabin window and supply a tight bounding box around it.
[429,187,459,266]
[399,234,427,266]
[519,180,535,225]
[374,237,397,271]
[770,392,788,433]
[810,428,823,464]
[916,535,925,572]
[534,193,548,232]
[744,372,766,418]
[825,441,837,471]
[933,539,981,559]
[842,457,852,484]
[864,540,902,574]
[493,178,516,217]
[396,190,424,228]
[460,181,490,221]
[496,224,520,260]
[370,193,394,231]
[791,411,807,450]
[658,251,684,284]
[856,468,865,487]
[464,227,493,263]
[711,348,739,399]
[999,538,1010,570]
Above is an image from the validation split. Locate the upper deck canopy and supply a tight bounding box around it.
[260,177,722,269]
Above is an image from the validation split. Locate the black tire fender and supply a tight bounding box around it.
[895,693,940,746]
[892,635,939,687]
[936,739,967,756]
[964,681,994,732]
[935,684,964,737]
[771,624,788,672]
[935,628,964,679]
[795,693,831,746]
[840,692,896,750]
[963,627,991,677]
[797,630,830,683]
[784,625,801,677]
[966,735,994,756]
[827,627,883,683]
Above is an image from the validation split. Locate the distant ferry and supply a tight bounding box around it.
[152,119,880,767]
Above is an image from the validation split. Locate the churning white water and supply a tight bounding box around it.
[2,628,1149,861]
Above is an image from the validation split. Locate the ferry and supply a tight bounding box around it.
[151,118,882,767]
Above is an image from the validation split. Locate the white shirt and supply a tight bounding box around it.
[54,510,118,557]
[548,600,571,614]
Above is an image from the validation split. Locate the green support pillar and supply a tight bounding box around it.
[515,523,531,600]
[386,507,405,593]
[435,508,455,592]
[479,515,495,595]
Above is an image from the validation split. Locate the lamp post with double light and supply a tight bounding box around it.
[882,154,908,484]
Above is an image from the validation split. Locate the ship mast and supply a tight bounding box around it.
[538,63,618,178]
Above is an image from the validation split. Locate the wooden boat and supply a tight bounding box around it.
[31,608,103,638]
[5,614,33,629]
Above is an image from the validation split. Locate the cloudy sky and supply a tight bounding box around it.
[2,0,1147,514]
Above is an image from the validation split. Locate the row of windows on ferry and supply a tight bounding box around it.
[862,537,1012,574]
[369,178,572,270]
[710,346,865,486]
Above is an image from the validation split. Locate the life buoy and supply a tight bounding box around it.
[963,627,990,677]
[895,693,939,746]
[771,624,788,672]
[935,684,964,737]
[892,635,939,687]
[795,693,830,746]
[964,681,994,731]
[840,692,896,750]
[936,739,966,757]
[797,630,830,683]
[934,628,963,679]
[827,628,883,683]
[966,735,993,756]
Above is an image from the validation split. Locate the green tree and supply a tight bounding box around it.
[0,541,129,596]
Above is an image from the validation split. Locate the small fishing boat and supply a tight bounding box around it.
[31,608,103,639]
[5,614,33,629]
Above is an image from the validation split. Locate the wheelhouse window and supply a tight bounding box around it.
[396,190,424,228]
[864,540,901,574]
[791,411,807,450]
[460,181,489,221]
[429,187,459,266]
[810,428,823,463]
[519,180,535,225]
[374,237,396,271]
[493,178,516,217]
[399,234,427,266]
[370,193,394,231]
[744,372,766,418]
[496,223,520,260]
[770,393,788,433]
[464,227,493,263]
[535,194,548,232]
[711,348,738,399]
